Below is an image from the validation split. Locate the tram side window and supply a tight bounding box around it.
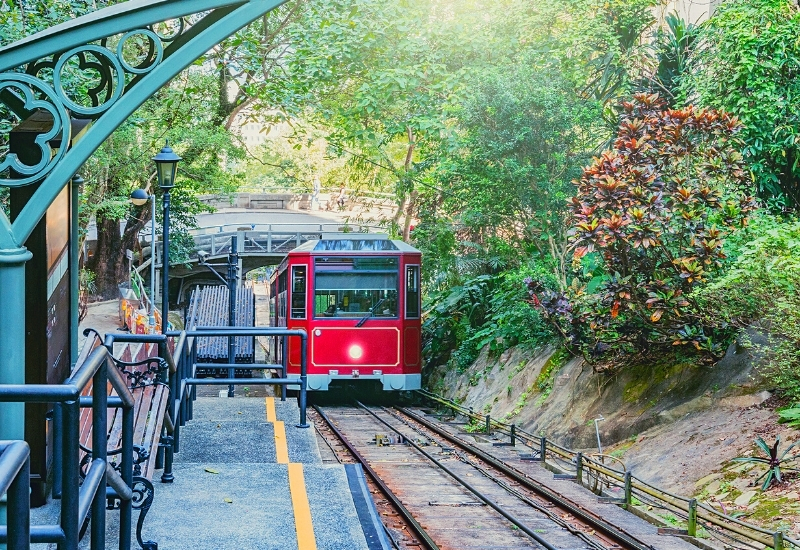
[276,270,288,322]
[406,265,420,319]
[291,266,307,319]
[313,257,399,318]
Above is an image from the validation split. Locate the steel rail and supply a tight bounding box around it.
[394,405,655,550]
[312,405,439,550]
[416,390,799,550]
[356,402,562,550]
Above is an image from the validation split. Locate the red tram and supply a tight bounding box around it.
[269,237,422,391]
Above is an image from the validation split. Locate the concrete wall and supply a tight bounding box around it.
[198,192,310,210]
[658,0,719,24]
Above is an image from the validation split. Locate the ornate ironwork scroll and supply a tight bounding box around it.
[1,18,188,188]
[0,0,289,248]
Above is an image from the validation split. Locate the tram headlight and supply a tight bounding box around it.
[348,345,364,360]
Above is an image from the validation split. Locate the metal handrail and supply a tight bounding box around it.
[0,441,30,550]
[102,326,309,486]
[417,389,799,550]
[0,344,138,550]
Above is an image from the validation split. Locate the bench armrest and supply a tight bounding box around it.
[112,357,168,389]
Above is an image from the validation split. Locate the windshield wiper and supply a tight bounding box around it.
[355,298,386,327]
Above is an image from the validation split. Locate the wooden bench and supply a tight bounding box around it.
[76,330,171,550]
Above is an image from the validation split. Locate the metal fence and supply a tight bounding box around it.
[104,327,309,485]
[0,346,138,550]
[417,389,799,550]
[0,325,308,549]
[0,441,30,550]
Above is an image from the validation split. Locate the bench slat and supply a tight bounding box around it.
[141,386,169,479]
[76,337,169,485]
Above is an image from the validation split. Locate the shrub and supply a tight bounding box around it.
[696,214,800,398]
[732,436,799,491]
[529,93,756,364]
[424,265,554,372]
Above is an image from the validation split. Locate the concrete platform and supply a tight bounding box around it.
[144,395,373,550]
[29,396,381,550]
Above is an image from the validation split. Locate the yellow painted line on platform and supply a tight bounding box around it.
[289,463,318,550]
[265,397,317,550]
[274,421,290,464]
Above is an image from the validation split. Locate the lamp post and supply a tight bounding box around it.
[198,237,239,397]
[152,141,181,334]
[130,188,156,328]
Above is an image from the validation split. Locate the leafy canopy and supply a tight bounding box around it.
[686,0,800,204]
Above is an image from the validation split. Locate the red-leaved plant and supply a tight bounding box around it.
[528,93,757,363]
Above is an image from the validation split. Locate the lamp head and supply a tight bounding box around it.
[130,188,150,207]
[152,140,181,190]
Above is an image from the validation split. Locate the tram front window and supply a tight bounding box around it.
[314,257,399,318]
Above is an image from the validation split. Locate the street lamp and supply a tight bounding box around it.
[130,188,156,328]
[152,140,181,334]
[197,237,239,397]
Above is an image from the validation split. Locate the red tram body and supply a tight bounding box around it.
[270,237,422,391]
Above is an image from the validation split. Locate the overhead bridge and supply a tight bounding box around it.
[135,223,384,301]
[151,222,381,270]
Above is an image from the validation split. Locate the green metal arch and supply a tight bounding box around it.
[0,0,289,249]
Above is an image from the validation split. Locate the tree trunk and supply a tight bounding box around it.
[87,209,148,300]
[87,217,127,299]
[402,190,418,242]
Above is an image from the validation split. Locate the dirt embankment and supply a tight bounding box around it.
[426,336,800,536]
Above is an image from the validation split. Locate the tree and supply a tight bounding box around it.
[415,64,600,287]
[81,73,244,298]
[686,0,800,205]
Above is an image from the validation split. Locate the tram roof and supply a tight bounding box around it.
[292,237,420,254]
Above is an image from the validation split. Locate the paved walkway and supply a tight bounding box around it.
[31,396,380,549]
[140,396,375,550]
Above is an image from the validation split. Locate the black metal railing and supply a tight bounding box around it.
[0,346,137,550]
[103,326,308,484]
[417,389,799,550]
[0,441,30,550]
[0,325,308,548]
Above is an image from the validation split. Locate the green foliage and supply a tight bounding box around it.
[644,12,698,106]
[534,348,569,402]
[694,214,800,399]
[0,1,126,45]
[423,266,554,374]
[419,64,600,281]
[778,407,800,429]
[545,0,658,104]
[77,72,243,296]
[732,436,800,491]
[529,94,756,363]
[686,0,800,204]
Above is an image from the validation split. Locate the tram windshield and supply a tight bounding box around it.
[313,256,399,318]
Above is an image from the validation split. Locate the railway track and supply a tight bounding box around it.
[312,403,662,550]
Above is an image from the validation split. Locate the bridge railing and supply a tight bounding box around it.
[148,223,384,267]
